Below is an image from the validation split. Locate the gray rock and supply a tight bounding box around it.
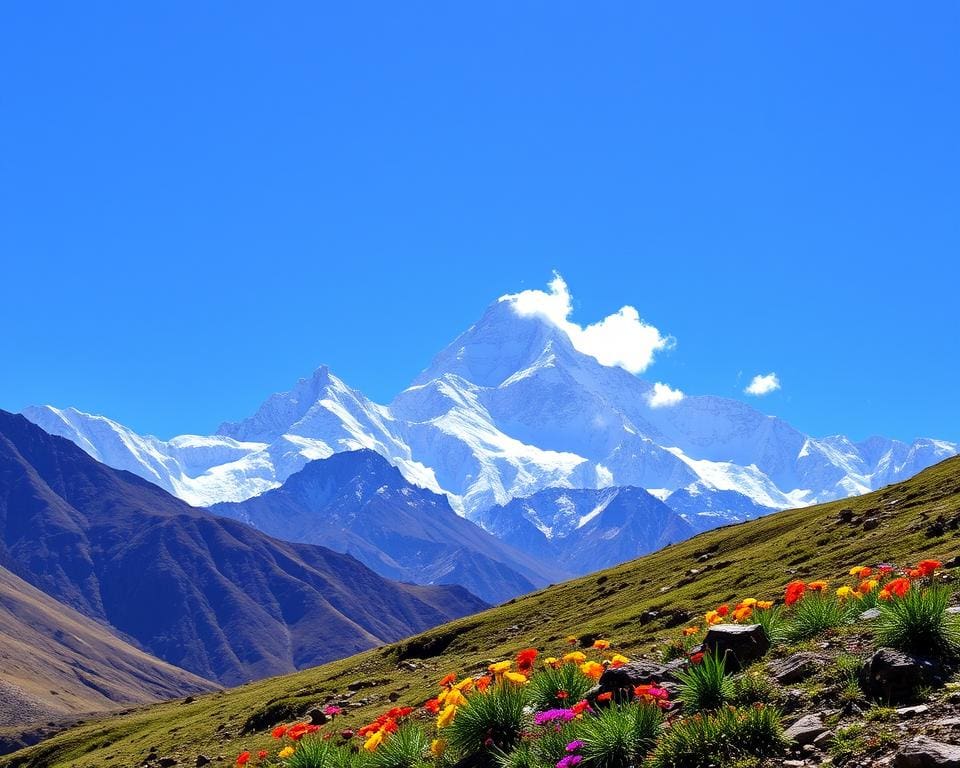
[813,730,835,748]
[894,736,960,767]
[703,624,770,671]
[860,607,882,620]
[898,705,931,718]
[785,714,828,746]
[195,758,211,768]
[767,652,822,684]
[860,647,941,703]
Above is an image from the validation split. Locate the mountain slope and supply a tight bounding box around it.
[475,486,696,574]
[0,410,486,687]
[211,450,569,604]
[6,455,959,768]
[0,564,213,727]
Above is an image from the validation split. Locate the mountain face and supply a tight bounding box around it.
[24,293,958,526]
[664,484,778,533]
[0,564,213,728]
[474,486,696,575]
[211,450,570,604]
[0,411,486,686]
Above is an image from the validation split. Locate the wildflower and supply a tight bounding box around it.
[836,585,858,600]
[683,626,699,636]
[784,580,806,606]
[849,566,872,578]
[557,756,583,768]
[716,604,730,617]
[444,688,468,706]
[916,560,943,578]
[689,651,705,665]
[439,673,457,688]
[579,661,604,680]
[504,671,528,684]
[431,739,446,758]
[489,661,512,675]
[877,564,895,574]
[634,684,671,708]
[237,753,251,766]
[610,653,630,667]
[278,746,295,759]
[424,698,441,713]
[363,730,384,752]
[570,700,591,716]
[454,677,474,692]
[566,740,584,752]
[807,580,829,592]
[544,656,561,668]
[597,692,613,702]
[272,725,288,740]
[566,635,579,645]
[878,588,891,600]
[563,651,587,664]
[859,579,879,593]
[324,705,343,717]
[437,705,458,728]
[704,610,722,625]
[534,708,577,725]
[287,723,319,741]
[517,648,538,674]
[257,751,268,760]
[887,577,911,597]
[556,690,569,700]
[592,639,610,651]
[756,600,774,609]
[475,675,492,692]
[732,605,753,622]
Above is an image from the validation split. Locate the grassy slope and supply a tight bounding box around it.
[5,456,960,768]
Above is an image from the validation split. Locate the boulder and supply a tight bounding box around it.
[860,647,942,703]
[703,624,770,671]
[784,714,828,746]
[767,652,822,684]
[894,736,960,767]
[860,607,881,621]
[592,660,680,706]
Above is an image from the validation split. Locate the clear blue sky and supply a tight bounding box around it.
[1,3,957,443]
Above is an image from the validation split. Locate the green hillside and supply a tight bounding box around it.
[4,456,960,768]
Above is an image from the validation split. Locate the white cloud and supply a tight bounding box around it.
[503,273,673,374]
[744,372,781,396]
[647,382,685,408]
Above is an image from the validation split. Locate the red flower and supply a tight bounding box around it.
[516,648,538,674]
[597,692,613,702]
[237,753,251,766]
[887,577,911,597]
[424,698,441,714]
[387,706,413,719]
[784,580,806,606]
[556,690,569,700]
[257,751,268,760]
[272,725,288,740]
[689,652,705,665]
[716,604,730,617]
[475,675,492,692]
[571,700,591,715]
[287,722,319,741]
[439,673,457,688]
[916,560,942,578]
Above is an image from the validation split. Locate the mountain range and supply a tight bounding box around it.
[0,411,485,688]
[22,291,958,547]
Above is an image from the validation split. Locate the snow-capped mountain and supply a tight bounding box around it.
[474,486,695,575]
[23,291,958,526]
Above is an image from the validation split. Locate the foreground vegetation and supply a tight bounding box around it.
[3,457,960,768]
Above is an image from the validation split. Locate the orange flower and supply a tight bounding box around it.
[287,722,319,741]
[580,661,604,680]
[592,639,611,651]
[516,648,538,674]
[784,580,806,606]
[807,580,828,592]
[849,566,872,579]
[475,675,492,693]
[916,560,942,578]
[610,654,629,668]
[424,698,441,714]
[732,605,753,622]
[571,700,591,715]
[563,651,587,664]
[756,600,774,609]
[439,673,457,688]
[682,626,699,636]
[237,752,251,766]
[257,751,268,760]
[566,635,579,645]
[704,610,722,625]
[272,725,288,740]
[859,579,879,593]
[716,604,730,617]
[597,692,613,702]
[886,577,911,597]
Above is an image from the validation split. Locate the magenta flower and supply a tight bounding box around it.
[557,756,583,768]
[324,705,343,716]
[534,709,576,725]
[565,740,584,753]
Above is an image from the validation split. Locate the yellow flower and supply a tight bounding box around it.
[592,639,610,651]
[580,661,604,680]
[454,677,474,692]
[278,746,295,759]
[431,739,446,758]
[739,598,758,608]
[705,610,722,625]
[836,585,859,600]
[756,600,774,610]
[503,671,528,684]
[363,731,384,752]
[444,688,467,706]
[861,579,879,593]
[437,704,458,728]
[565,635,578,645]
[610,653,630,665]
[563,651,587,664]
[544,656,560,668]
[488,661,512,675]
[732,606,753,622]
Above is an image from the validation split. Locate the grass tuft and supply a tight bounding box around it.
[675,652,733,712]
[874,585,960,659]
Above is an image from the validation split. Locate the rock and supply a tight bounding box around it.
[838,508,855,523]
[158,759,177,768]
[767,652,822,684]
[783,761,806,767]
[388,691,401,702]
[813,730,835,748]
[894,736,960,767]
[863,517,880,531]
[703,624,770,671]
[947,607,960,615]
[181,696,195,705]
[347,680,372,691]
[307,708,328,725]
[593,659,679,704]
[639,610,659,625]
[785,714,828,746]
[860,607,882,620]
[944,556,960,569]
[397,660,419,671]
[860,648,942,703]
[898,705,931,718]
[195,758,211,767]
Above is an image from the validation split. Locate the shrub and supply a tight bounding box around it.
[752,605,786,644]
[675,652,733,712]
[367,723,430,768]
[575,702,663,768]
[874,585,960,659]
[732,669,779,707]
[783,592,857,641]
[527,664,595,712]
[286,739,370,768]
[447,682,530,757]
[648,705,787,768]
[493,741,540,768]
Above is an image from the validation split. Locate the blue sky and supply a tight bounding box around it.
[1,3,957,443]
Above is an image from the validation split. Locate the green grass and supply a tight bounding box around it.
[4,457,960,768]
[875,584,960,659]
[675,652,732,712]
[575,702,663,768]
